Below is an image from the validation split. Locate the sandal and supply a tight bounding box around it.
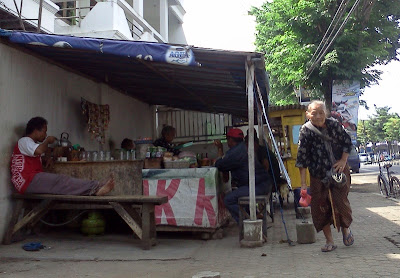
[321,243,337,252]
[343,229,354,246]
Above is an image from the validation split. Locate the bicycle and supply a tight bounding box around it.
[377,161,400,198]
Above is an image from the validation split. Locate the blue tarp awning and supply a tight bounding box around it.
[0,30,269,118]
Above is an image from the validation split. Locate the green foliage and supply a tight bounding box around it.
[384,117,400,141]
[357,106,400,143]
[251,0,400,105]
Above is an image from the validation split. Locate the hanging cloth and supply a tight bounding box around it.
[81,98,110,144]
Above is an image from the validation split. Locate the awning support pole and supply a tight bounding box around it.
[246,57,256,221]
[240,57,263,248]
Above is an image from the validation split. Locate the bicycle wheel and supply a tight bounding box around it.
[378,175,389,196]
[390,176,400,198]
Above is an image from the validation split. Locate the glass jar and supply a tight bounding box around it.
[79,151,86,161]
[99,151,105,161]
[105,151,111,161]
[92,151,98,162]
[86,151,91,162]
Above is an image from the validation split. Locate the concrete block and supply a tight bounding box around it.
[240,219,263,248]
[297,207,311,218]
[296,221,316,244]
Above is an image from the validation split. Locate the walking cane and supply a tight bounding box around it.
[328,188,337,230]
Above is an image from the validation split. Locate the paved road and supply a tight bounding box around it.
[1,168,399,278]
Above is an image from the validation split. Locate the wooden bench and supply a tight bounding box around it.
[3,193,167,250]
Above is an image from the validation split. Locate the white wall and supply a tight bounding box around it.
[0,42,154,239]
[168,14,187,44]
[143,0,160,34]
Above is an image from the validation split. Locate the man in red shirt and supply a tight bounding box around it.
[11,117,114,195]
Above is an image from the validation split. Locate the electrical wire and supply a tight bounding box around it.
[306,0,363,79]
[307,0,349,69]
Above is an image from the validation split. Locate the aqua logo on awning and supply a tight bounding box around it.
[166,46,194,66]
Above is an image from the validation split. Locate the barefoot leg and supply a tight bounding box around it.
[96,176,115,196]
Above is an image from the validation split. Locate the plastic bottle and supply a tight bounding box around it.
[145,147,151,159]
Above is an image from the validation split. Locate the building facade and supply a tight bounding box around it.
[0,0,187,44]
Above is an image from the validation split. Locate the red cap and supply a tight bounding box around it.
[227,128,244,139]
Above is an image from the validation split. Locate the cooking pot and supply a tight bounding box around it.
[59,132,72,147]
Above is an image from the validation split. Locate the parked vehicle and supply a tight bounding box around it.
[359,153,371,164]
[348,146,360,173]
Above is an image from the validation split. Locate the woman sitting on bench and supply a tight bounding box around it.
[10,117,114,196]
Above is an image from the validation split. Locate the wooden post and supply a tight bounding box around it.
[246,57,256,221]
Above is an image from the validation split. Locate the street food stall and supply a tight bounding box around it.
[1,30,271,242]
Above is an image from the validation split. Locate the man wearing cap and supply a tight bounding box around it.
[214,128,272,223]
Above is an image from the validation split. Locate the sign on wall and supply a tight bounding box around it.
[332,80,361,145]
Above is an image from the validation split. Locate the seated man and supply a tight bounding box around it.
[214,128,272,223]
[10,117,114,196]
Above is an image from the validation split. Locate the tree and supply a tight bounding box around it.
[251,0,400,108]
[383,117,400,141]
[357,119,368,145]
[368,106,393,141]
[357,106,399,143]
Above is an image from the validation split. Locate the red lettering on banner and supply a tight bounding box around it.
[155,179,180,225]
[194,178,216,227]
[143,179,149,196]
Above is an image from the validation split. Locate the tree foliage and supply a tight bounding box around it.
[251,0,400,107]
[357,106,400,144]
[384,117,400,141]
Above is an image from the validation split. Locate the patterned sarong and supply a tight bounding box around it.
[310,165,352,232]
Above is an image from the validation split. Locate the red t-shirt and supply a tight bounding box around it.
[10,137,43,193]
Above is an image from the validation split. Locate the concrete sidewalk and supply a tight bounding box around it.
[1,176,399,278]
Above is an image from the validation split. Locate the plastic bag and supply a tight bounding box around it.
[299,189,311,207]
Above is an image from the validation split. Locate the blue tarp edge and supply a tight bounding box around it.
[0,29,198,66]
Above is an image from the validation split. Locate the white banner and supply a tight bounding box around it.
[142,168,229,228]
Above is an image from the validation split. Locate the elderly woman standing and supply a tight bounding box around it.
[296,100,354,252]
